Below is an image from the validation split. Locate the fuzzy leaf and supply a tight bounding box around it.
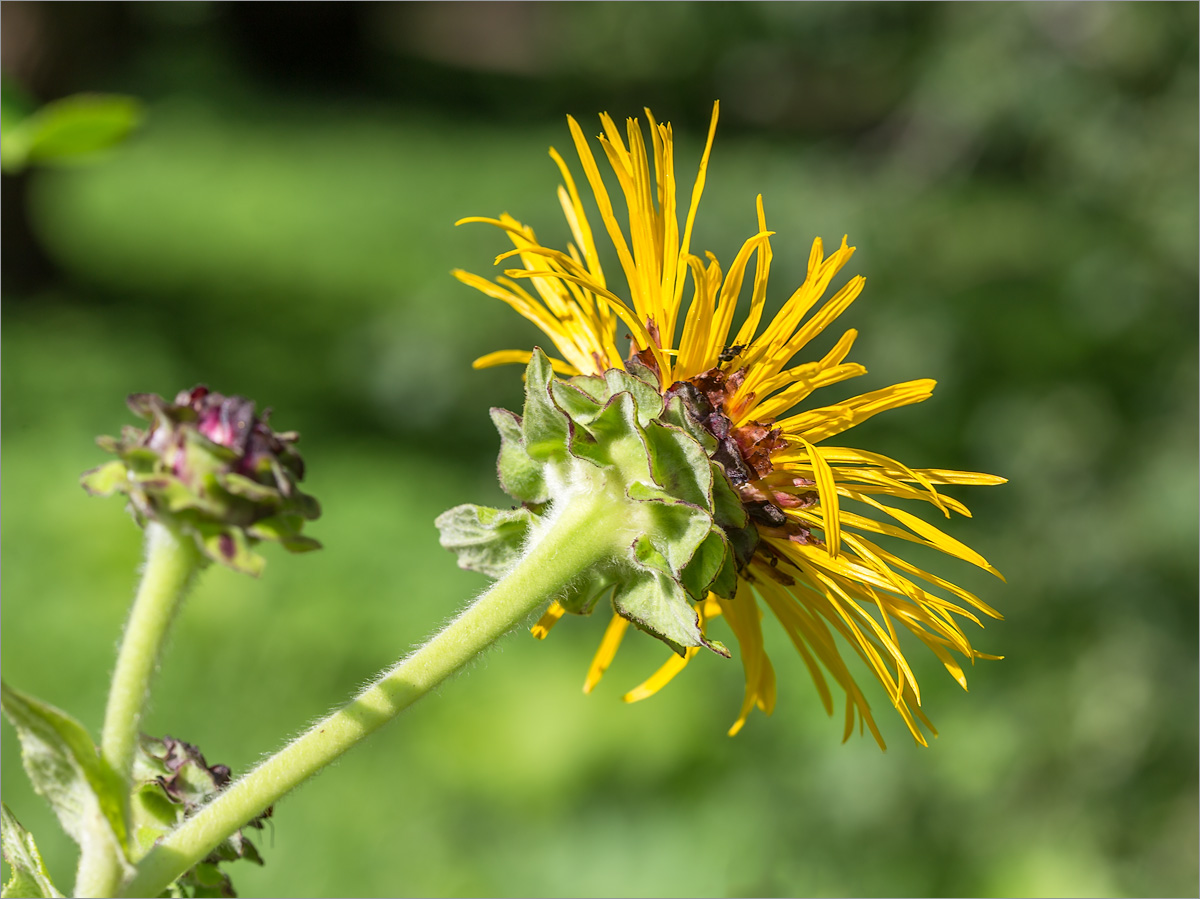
[1,804,64,899]
[644,420,712,509]
[435,504,534,578]
[572,392,649,478]
[662,394,717,454]
[710,461,749,530]
[521,350,570,461]
[603,368,664,426]
[490,408,547,503]
[623,353,662,391]
[631,535,673,577]
[708,542,739,600]
[625,483,712,575]
[564,373,608,404]
[680,529,730,602]
[0,683,129,874]
[612,569,703,656]
[549,380,604,427]
[556,575,617,616]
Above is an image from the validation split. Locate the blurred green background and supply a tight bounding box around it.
[2,3,1196,897]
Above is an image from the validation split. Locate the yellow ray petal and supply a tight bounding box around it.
[779,379,936,444]
[795,437,841,558]
[673,102,719,313]
[583,613,630,694]
[623,647,698,703]
[473,350,579,376]
[531,601,566,639]
[730,195,773,350]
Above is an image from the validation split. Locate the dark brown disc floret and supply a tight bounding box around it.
[667,367,820,563]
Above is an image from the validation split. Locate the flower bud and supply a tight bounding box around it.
[81,386,321,575]
[132,734,269,897]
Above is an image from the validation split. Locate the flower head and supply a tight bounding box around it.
[81,386,321,575]
[452,103,1004,747]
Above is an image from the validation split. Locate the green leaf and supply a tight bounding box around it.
[611,570,703,657]
[435,504,534,578]
[680,529,730,602]
[562,373,608,404]
[631,535,672,577]
[708,541,739,600]
[490,408,548,503]
[549,380,604,427]
[24,95,142,166]
[625,484,711,575]
[643,420,712,509]
[571,392,649,479]
[520,349,571,461]
[555,575,616,616]
[0,683,130,874]
[602,368,663,426]
[1,804,64,899]
[710,461,749,530]
[662,394,717,453]
[623,353,663,392]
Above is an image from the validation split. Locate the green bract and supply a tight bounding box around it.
[81,387,321,575]
[438,349,755,657]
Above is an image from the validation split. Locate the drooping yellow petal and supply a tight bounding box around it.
[531,601,566,639]
[583,614,630,694]
[715,580,772,736]
[623,647,698,703]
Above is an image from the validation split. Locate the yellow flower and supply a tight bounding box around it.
[454,103,1004,748]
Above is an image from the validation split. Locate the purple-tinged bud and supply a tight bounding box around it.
[81,385,321,575]
[132,734,269,897]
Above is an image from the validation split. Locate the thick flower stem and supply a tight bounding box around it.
[121,492,622,899]
[77,521,203,898]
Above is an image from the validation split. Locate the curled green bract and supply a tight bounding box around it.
[81,386,321,575]
[437,348,750,657]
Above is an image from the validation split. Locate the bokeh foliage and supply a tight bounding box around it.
[2,3,1196,897]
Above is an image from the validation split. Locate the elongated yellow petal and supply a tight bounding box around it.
[674,102,719,314]
[583,614,630,694]
[780,379,936,443]
[730,195,773,350]
[473,350,579,376]
[531,602,566,639]
[795,437,841,558]
[623,647,697,703]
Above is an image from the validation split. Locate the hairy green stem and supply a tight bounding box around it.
[77,522,202,898]
[122,492,622,898]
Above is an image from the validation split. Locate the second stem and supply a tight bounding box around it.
[78,521,202,898]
